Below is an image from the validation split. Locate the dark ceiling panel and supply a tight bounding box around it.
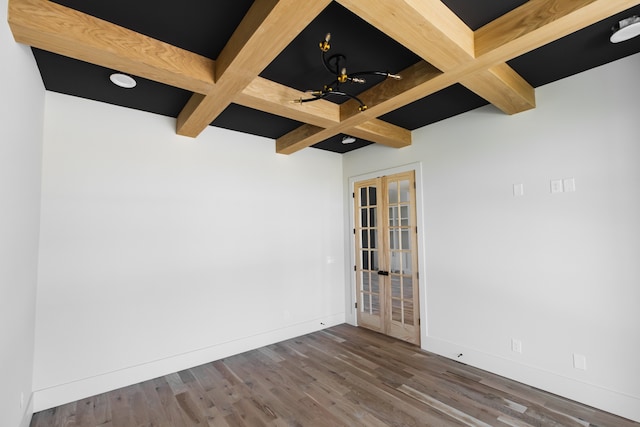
[32,48,192,118]
[312,135,374,154]
[51,0,254,59]
[212,106,376,154]
[211,104,302,140]
[509,5,640,87]
[441,0,528,30]
[381,84,488,130]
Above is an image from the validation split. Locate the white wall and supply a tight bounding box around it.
[33,93,346,410]
[343,53,640,422]
[0,1,45,425]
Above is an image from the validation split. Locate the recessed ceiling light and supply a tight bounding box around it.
[109,73,137,88]
[610,16,640,43]
[342,135,356,144]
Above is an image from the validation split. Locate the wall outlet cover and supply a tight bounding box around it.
[511,338,522,353]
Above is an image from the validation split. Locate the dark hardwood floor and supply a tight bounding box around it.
[31,324,638,426]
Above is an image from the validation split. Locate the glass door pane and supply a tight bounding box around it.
[384,173,420,343]
[354,179,385,331]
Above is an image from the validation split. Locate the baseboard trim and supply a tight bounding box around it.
[423,336,640,423]
[19,393,33,427]
[33,313,345,412]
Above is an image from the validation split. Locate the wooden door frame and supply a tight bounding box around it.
[347,162,428,346]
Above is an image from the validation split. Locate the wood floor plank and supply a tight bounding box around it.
[106,389,134,426]
[92,392,112,425]
[303,381,388,427]
[31,324,639,427]
[402,366,542,426]
[129,386,153,426]
[138,380,173,427]
[72,398,95,427]
[152,376,191,425]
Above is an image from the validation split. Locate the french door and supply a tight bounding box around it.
[354,171,420,345]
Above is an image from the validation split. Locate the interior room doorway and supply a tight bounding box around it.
[353,170,420,345]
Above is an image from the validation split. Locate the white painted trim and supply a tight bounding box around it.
[425,336,640,423]
[32,313,345,412]
[19,394,33,427]
[346,162,428,340]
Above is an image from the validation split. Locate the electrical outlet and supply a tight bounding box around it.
[511,338,522,353]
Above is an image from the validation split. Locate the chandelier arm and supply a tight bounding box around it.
[321,51,337,75]
[297,96,324,104]
[293,34,376,111]
[323,90,366,109]
[324,79,340,90]
[294,89,366,109]
[293,91,330,104]
[349,71,393,80]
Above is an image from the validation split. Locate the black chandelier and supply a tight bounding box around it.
[293,33,401,111]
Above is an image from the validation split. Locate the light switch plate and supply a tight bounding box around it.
[563,178,576,192]
[551,179,563,194]
[513,183,524,197]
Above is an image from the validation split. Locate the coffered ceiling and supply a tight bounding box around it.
[8,0,640,153]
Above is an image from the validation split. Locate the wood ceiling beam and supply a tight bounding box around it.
[234,77,411,149]
[459,65,535,114]
[276,118,411,155]
[7,0,215,94]
[277,61,441,154]
[350,120,411,149]
[339,61,444,120]
[175,0,332,138]
[336,0,475,70]
[234,77,339,127]
[278,0,633,154]
[475,0,640,60]
[336,0,535,116]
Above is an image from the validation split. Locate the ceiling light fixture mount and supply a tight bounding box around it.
[610,16,640,43]
[341,135,356,144]
[292,33,401,111]
[109,73,137,88]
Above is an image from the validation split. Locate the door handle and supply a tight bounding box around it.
[377,270,389,276]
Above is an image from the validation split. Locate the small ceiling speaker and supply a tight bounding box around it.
[610,16,640,43]
[342,135,356,144]
[109,73,137,88]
